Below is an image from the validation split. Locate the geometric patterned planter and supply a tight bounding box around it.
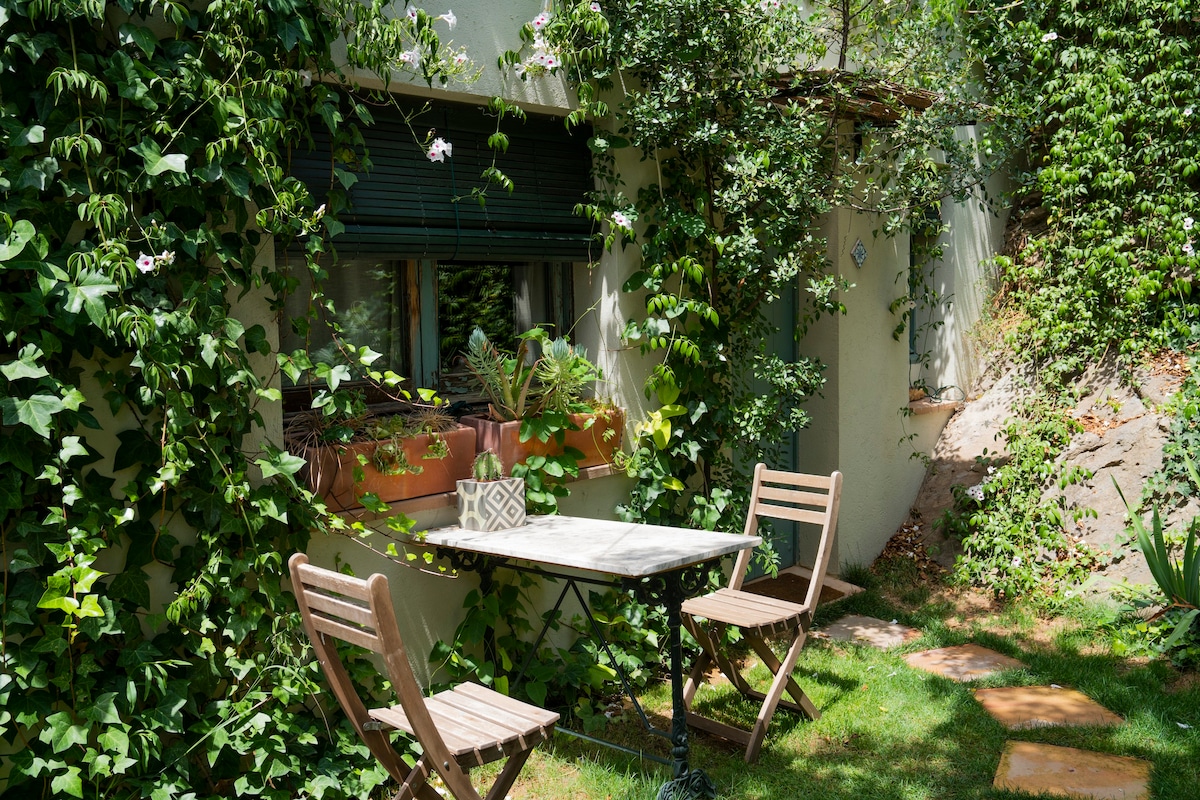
[455,477,526,531]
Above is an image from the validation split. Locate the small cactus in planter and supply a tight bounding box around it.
[471,449,504,482]
[456,450,526,531]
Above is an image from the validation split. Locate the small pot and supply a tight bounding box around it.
[455,477,527,531]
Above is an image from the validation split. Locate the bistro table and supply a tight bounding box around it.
[419,515,761,800]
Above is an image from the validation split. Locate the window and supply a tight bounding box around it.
[280,258,573,408]
[281,97,591,409]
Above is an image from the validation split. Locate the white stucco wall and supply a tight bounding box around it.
[796,208,955,569]
[913,126,1009,400]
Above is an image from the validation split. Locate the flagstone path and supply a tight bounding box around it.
[817,614,1152,800]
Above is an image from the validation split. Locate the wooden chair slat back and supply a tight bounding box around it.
[730,465,843,594]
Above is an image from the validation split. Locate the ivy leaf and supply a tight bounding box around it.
[0,220,36,261]
[84,692,122,725]
[43,711,89,753]
[15,125,44,145]
[0,394,64,438]
[1,343,48,380]
[63,271,117,327]
[256,452,305,479]
[51,765,83,798]
[146,153,187,176]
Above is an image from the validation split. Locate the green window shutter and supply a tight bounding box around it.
[293,98,596,261]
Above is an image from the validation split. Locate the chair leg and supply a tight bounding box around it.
[744,630,811,763]
[483,748,533,800]
[747,631,819,719]
[392,754,445,800]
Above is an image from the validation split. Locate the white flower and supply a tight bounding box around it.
[589,1,601,11]
[531,11,550,30]
[406,4,419,20]
[966,484,985,502]
[759,0,781,10]
[299,69,312,87]
[399,48,421,65]
[1041,31,1058,42]
[611,211,630,229]
[427,137,452,162]
[314,203,326,218]
[439,9,456,29]
[157,250,175,266]
[1185,107,1194,117]
[453,53,469,66]
[1011,556,1022,567]
[1185,217,1195,231]
[1184,242,1195,257]
[136,253,155,273]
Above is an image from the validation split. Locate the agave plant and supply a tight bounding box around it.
[1118,456,1200,649]
[464,327,541,421]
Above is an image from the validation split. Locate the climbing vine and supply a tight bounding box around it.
[964,0,1200,383]
[0,1,479,797]
[518,0,1000,538]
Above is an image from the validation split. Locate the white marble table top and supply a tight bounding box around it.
[420,515,760,578]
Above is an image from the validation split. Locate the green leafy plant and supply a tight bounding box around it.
[939,401,1102,601]
[465,326,542,422]
[1118,457,1200,656]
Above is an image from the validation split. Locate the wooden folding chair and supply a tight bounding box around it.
[681,465,843,763]
[289,553,559,800]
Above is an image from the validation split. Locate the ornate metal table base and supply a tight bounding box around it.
[437,546,720,798]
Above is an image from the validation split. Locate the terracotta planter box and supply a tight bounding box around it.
[303,425,476,511]
[461,409,624,474]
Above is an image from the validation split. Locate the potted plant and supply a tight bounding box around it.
[459,327,623,473]
[287,389,476,511]
[456,450,527,531]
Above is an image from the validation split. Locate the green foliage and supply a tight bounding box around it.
[964,0,1200,378]
[1117,455,1200,662]
[521,0,999,532]
[0,1,475,797]
[939,400,1103,600]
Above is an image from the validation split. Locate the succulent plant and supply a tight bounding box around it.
[471,449,504,481]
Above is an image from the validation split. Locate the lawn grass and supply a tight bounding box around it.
[496,575,1200,799]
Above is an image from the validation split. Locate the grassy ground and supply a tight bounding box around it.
[491,568,1200,800]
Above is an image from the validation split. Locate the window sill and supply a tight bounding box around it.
[334,463,620,522]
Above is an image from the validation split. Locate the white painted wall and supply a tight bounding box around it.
[913,125,1010,402]
[796,208,956,569]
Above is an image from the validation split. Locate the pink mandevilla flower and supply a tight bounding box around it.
[136,253,155,273]
[590,2,601,11]
[612,211,630,229]
[532,12,550,30]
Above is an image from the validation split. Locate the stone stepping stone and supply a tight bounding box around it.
[814,615,922,649]
[974,686,1124,730]
[994,741,1151,800]
[903,643,1024,681]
